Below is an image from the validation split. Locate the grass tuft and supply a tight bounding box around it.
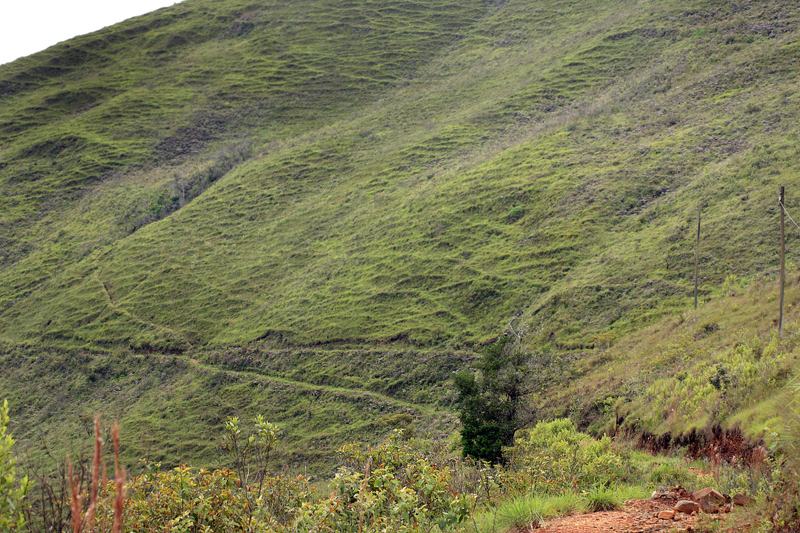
[584,486,620,512]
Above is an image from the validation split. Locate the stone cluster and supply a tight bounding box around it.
[650,485,756,520]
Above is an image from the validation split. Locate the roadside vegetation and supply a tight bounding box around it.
[4,403,796,532]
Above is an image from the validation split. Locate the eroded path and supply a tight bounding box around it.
[534,500,699,533]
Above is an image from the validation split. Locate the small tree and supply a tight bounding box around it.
[454,333,531,463]
[220,415,279,487]
[0,399,30,532]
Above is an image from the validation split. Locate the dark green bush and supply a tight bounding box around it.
[506,206,526,223]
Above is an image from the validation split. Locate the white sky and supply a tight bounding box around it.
[0,1,183,66]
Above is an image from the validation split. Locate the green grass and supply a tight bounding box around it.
[647,460,699,490]
[543,276,800,440]
[473,493,583,533]
[3,0,800,350]
[0,344,464,474]
[473,486,649,533]
[2,0,800,474]
[583,486,621,512]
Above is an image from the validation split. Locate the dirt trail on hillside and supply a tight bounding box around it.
[528,499,741,533]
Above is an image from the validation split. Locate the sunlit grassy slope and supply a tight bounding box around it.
[540,276,800,440]
[2,0,798,349]
[2,0,800,469]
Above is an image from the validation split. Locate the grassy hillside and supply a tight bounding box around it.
[0,0,488,347]
[2,0,797,349]
[0,342,465,472]
[2,0,800,470]
[539,275,800,437]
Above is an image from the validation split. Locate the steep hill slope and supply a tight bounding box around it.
[2,0,798,349]
[2,0,800,469]
[0,0,488,347]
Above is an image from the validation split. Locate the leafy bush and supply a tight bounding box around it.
[324,433,474,532]
[506,206,526,223]
[114,465,259,532]
[219,414,279,486]
[82,432,475,533]
[0,399,29,532]
[80,460,312,532]
[507,419,637,494]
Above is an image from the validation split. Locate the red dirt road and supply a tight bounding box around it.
[533,499,699,533]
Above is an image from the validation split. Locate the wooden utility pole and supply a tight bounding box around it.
[779,186,786,338]
[694,207,701,310]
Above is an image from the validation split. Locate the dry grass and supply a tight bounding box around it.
[67,420,125,533]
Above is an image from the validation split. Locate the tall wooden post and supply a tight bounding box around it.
[694,207,701,310]
[780,186,786,338]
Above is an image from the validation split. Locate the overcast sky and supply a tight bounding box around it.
[0,1,183,66]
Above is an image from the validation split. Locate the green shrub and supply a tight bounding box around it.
[120,465,265,532]
[454,334,530,463]
[508,419,636,494]
[0,400,29,532]
[506,206,526,223]
[88,462,311,532]
[219,414,279,486]
[81,431,476,533]
[328,433,474,532]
